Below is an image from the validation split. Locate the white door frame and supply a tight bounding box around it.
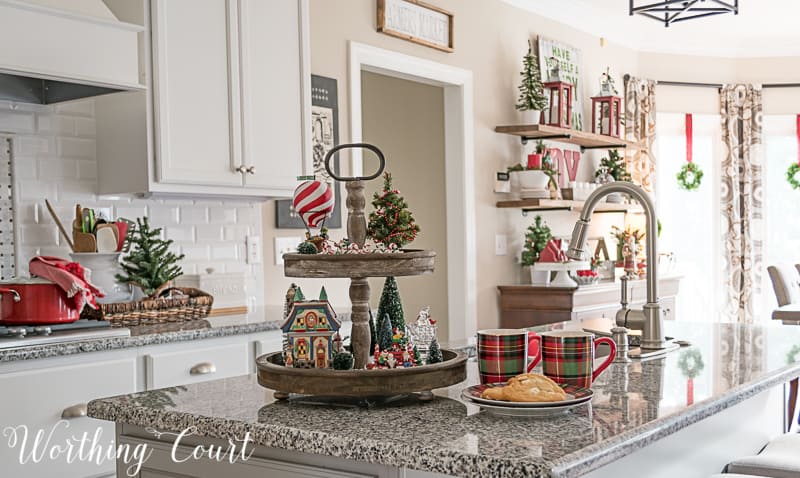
[348,41,476,344]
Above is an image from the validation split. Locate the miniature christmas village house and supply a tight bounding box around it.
[281,286,341,369]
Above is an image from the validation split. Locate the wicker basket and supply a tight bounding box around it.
[82,287,213,327]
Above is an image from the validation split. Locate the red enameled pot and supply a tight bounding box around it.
[0,278,79,325]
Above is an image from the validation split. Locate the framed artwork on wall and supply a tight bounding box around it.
[276,75,342,229]
[377,0,454,53]
[538,36,584,131]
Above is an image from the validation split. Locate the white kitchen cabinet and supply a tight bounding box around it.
[0,357,137,478]
[96,0,310,198]
[145,342,250,389]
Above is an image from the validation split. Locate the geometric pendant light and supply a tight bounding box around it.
[630,0,738,27]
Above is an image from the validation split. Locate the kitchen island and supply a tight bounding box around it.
[88,320,800,478]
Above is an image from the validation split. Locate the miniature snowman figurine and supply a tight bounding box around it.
[387,353,397,369]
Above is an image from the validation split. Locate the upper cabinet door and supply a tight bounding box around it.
[151,0,243,186]
[238,0,311,194]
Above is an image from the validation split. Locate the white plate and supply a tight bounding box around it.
[462,383,594,408]
[461,395,591,417]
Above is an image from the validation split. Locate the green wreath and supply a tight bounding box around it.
[676,162,704,191]
[787,344,800,365]
[678,349,705,379]
[787,163,800,190]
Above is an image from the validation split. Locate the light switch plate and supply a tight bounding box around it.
[246,235,262,264]
[495,234,508,256]
[273,236,300,265]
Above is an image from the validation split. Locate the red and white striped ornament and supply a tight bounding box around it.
[292,180,334,228]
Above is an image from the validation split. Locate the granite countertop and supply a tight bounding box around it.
[0,309,289,363]
[88,320,800,478]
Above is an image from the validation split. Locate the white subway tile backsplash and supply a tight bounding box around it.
[115,206,148,221]
[179,207,208,224]
[148,206,179,225]
[0,112,35,133]
[5,99,264,308]
[57,137,95,158]
[209,207,236,224]
[38,159,78,180]
[20,224,59,246]
[37,115,74,135]
[211,244,238,260]
[165,226,194,242]
[195,224,223,241]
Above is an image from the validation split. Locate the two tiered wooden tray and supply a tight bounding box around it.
[255,144,467,399]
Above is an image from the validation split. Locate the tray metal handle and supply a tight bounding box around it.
[324,143,386,182]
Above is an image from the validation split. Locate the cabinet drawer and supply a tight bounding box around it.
[0,358,136,477]
[146,342,249,389]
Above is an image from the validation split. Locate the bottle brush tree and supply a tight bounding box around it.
[521,215,552,266]
[376,276,405,331]
[427,337,443,364]
[368,172,420,248]
[116,217,186,296]
[378,313,394,351]
[595,149,632,182]
[516,40,547,112]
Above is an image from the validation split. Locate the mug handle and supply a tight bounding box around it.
[592,337,617,381]
[526,333,542,372]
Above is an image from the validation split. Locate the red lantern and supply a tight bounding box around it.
[591,95,623,138]
[543,81,573,129]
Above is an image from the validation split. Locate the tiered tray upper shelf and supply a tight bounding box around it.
[494,124,640,150]
[283,250,436,278]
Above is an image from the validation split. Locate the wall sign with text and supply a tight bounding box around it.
[377,0,454,52]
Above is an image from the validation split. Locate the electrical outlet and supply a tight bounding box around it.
[245,235,262,264]
[495,234,508,256]
[273,236,300,265]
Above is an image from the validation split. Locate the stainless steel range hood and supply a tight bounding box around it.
[0,0,145,105]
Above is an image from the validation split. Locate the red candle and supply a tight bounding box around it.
[527,153,542,169]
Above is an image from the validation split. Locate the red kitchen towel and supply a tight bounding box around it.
[29,256,104,312]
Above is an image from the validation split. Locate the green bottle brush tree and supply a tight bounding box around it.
[116,217,186,297]
[521,215,552,266]
[516,40,547,112]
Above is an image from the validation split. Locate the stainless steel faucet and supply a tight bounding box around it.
[567,181,668,350]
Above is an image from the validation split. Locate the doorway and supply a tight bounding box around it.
[348,42,475,343]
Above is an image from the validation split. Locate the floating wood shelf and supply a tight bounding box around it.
[496,198,643,215]
[494,124,639,150]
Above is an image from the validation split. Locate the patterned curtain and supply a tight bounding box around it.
[623,77,657,192]
[719,84,763,323]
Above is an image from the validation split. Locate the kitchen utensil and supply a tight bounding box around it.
[69,253,131,303]
[95,224,118,253]
[539,330,617,388]
[0,278,79,325]
[114,221,130,252]
[75,204,83,231]
[477,329,542,384]
[73,231,97,253]
[462,382,593,408]
[81,208,95,233]
[44,199,74,251]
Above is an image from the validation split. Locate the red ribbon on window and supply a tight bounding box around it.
[685,113,693,164]
[796,114,800,166]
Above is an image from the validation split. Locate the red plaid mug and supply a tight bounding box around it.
[540,331,617,388]
[477,329,541,384]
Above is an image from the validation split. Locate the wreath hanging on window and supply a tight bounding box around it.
[676,162,704,191]
[787,163,800,190]
[678,348,705,379]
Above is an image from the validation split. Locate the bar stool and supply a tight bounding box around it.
[725,433,800,478]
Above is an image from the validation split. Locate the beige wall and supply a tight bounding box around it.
[361,71,448,337]
[261,0,800,334]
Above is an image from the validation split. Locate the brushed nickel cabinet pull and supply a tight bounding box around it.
[61,403,88,419]
[189,362,216,375]
[246,166,255,175]
[235,165,246,174]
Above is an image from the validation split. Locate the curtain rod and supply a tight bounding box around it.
[622,74,800,89]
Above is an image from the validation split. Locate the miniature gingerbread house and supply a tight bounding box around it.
[281,287,341,369]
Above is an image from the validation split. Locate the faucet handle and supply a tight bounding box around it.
[619,275,629,309]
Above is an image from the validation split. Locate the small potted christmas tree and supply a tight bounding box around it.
[116,217,186,298]
[521,215,552,285]
[594,149,631,203]
[516,40,548,124]
[368,172,420,248]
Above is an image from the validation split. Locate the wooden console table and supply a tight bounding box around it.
[497,275,681,328]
